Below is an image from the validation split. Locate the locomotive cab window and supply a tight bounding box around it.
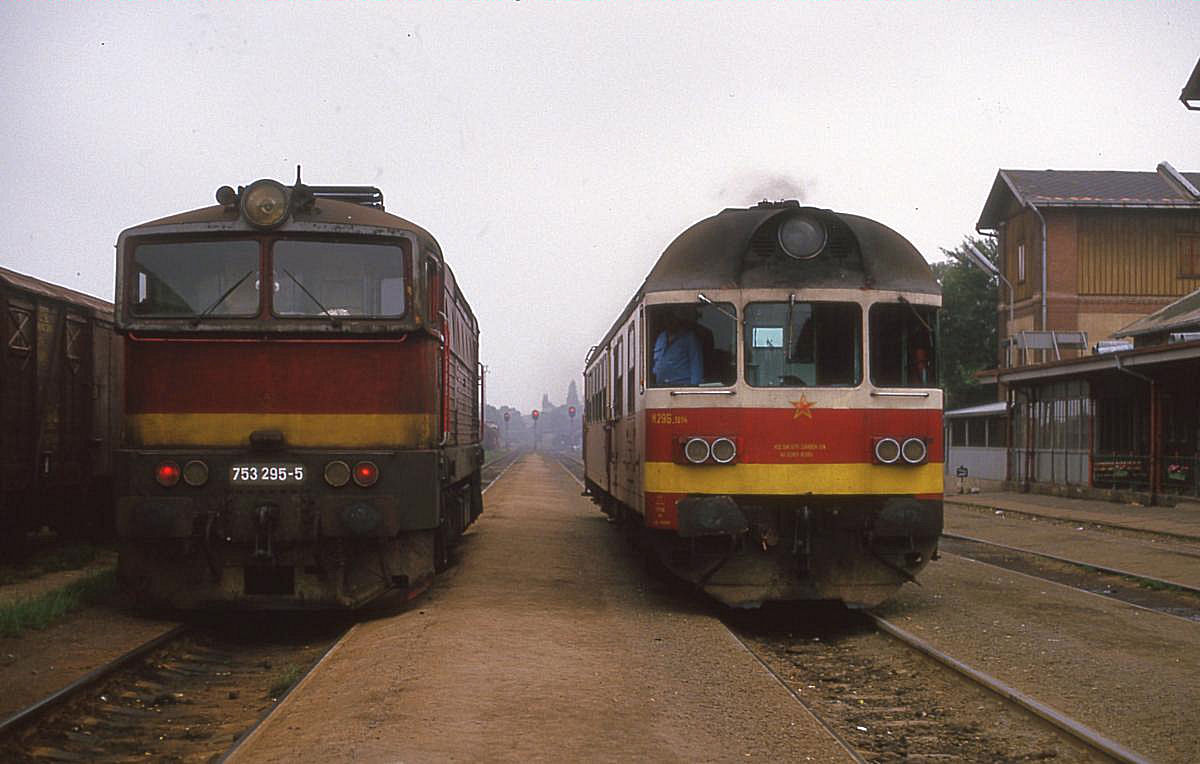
[869,302,938,388]
[131,240,260,317]
[272,239,408,318]
[646,302,736,387]
[744,301,861,387]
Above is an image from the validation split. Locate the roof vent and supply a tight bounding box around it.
[1157,162,1200,200]
[307,186,386,210]
[754,199,800,209]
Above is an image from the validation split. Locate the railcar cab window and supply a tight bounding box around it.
[646,302,736,387]
[744,302,861,387]
[131,240,260,317]
[869,302,938,388]
[273,240,408,318]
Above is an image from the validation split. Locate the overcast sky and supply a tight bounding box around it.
[2,2,1197,413]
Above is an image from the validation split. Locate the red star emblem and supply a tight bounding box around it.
[791,396,814,420]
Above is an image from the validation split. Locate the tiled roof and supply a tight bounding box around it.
[977,165,1200,229]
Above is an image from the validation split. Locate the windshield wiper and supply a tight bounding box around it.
[191,270,253,327]
[282,268,340,327]
[697,292,739,322]
[785,292,796,362]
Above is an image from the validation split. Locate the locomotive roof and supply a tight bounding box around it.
[587,203,938,365]
[0,265,113,317]
[124,198,443,253]
[644,202,938,294]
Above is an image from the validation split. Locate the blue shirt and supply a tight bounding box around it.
[652,330,703,385]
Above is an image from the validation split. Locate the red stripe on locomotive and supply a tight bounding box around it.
[125,337,435,414]
[644,407,943,464]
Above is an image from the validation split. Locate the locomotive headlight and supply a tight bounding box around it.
[155,461,181,487]
[710,437,737,464]
[240,179,290,229]
[778,215,827,260]
[874,437,901,465]
[901,437,928,465]
[683,437,711,464]
[353,460,380,487]
[182,460,209,487]
[324,460,351,487]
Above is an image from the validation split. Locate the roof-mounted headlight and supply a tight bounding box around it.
[778,215,827,260]
[240,179,291,229]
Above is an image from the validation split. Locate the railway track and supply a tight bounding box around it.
[552,457,1163,760]
[727,605,1146,763]
[940,534,1200,621]
[1,455,518,761]
[0,616,350,761]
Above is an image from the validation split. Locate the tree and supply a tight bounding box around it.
[932,237,999,410]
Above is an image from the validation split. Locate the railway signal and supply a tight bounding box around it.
[568,405,576,418]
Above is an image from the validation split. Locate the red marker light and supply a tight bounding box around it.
[568,406,576,418]
[353,460,379,487]
[531,410,539,420]
[155,461,181,487]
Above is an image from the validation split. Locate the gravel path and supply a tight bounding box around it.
[873,554,1200,763]
[231,453,852,762]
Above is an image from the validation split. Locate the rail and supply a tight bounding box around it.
[867,613,1150,764]
[0,624,188,736]
[943,531,1200,597]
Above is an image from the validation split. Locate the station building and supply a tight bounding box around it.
[947,162,1200,502]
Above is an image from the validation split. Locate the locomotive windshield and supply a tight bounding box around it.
[273,240,407,318]
[646,302,737,387]
[744,301,861,387]
[869,302,939,388]
[131,240,260,317]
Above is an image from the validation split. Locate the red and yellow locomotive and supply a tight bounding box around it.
[114,177,482,609]
[583,202,942,608]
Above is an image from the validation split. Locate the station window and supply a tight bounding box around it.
[986,416,1007,448]
[646,302,737,387]
[1179,234,1200,278]
[743,301,861,387]
[869,302,938,388]
[950,419,967,447]
[1017,243,1026,284]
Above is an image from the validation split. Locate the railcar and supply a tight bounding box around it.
[114,176,482,609]
[583,201,942,608]
[0,267,120,541]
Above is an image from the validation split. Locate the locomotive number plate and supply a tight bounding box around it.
[229,464,306,485]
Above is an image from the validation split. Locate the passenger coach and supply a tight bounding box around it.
[114,176,482,609]
[583,201,942,608]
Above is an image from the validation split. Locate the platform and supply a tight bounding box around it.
[945,489,1200,540]
[230,453,850,762]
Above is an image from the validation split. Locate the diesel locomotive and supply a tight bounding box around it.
[114,176,482,609]
[583,201,942,608]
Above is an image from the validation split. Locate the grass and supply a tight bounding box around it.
[0,543,100,586]
[0,569,117,638]
[268,664,305,698]
[1133,576,1176,592]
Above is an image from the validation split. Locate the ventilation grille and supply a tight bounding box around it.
[825,222,854,258]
